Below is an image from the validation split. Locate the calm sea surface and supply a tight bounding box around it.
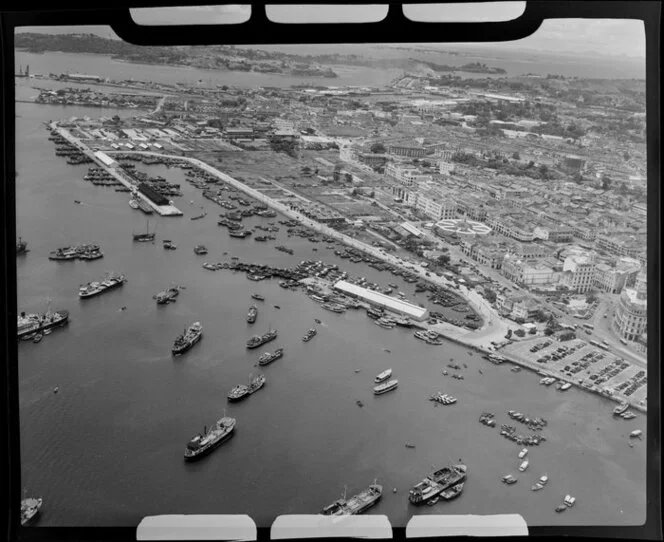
[14,61,646,528]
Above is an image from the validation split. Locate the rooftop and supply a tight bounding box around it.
[333,280,428,320]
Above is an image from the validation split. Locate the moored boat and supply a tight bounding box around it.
[519,460,529,472]
[409,464,467,504]
[17,308,69,338]
[79,273,126,299]
[613,402,630,415]
[502,474,517,485]
[439,482,464,500]
[531,474,548,491]
[251,293,265,301]
[194,245,208,255]
[321,484,382,516]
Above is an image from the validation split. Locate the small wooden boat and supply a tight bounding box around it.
[33,334,43,343]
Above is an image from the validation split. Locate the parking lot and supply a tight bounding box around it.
[501,336,647,410]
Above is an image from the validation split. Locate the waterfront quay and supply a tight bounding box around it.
[50,123,183,216]
[501,336,647,413]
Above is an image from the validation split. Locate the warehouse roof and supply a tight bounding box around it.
[93,151,116,167]
[333,280,428,319]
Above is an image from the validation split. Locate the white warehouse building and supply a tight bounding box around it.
[333,280,429,321]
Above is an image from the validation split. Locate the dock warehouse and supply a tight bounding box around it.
[93,151,118,168]
[333,280,429,321]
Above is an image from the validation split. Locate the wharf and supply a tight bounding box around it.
[50,123,182,217]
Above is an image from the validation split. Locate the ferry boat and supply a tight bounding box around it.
[375,369,392,383]
[531,474,548,491]
[258,348,284,366]
[374,379,399,395]
[20,498,42,526]
[228,374,266,402]
[375,317,396,329]
[518,460,529,472]
[133,220,156,242]
[321,483,383,516]
[439,482,464,501]
[172,322,203,355]
[518,448,528,459]
[79,273,126,298]
[247,305,258,324]
[563,495,576,507]
[194,245,208,255]
[302,328,317,342]
[409,464,467,504]
[251,293,265,301]
[183,416,235,460]
[247,328,278,349]
[17,308,69,338]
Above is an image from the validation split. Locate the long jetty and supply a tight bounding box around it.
[50,123,182,217]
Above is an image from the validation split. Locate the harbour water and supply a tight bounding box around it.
[15,61,646,528]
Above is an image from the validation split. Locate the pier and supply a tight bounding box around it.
[50,123,182,217]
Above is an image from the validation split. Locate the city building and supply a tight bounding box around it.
[560,254,595,293]
[613,271,647,341]
[593,258,641,294]
[385,163,432,187]
[333,280,429,321]
[414,188,457,221]
[387,144,428,158]
[501,255,558,287]
[438,161,454,175]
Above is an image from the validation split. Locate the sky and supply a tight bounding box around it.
[16,3,645,59]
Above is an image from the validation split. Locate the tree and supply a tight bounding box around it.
[484,288,497,303]
[370,142,386,154]
[514,329,526,337]
[544,327,554,336]
[512,151,521,160]
[602,175,612,190]
[528,327,537,335]
[344,173,353,183]
[437,254,451,267]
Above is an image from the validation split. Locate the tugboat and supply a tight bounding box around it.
[302,328,317,342]
[133,220,156,242]
[246,328,278,349]
[163,240,177,250]
[20,498,42,526]
[228,374,266,402]
[194,245,208,255]
[374,379,399,395]
[154,286,180,305]
[183,416,235,460]
[172,322,203,356]
[16,237,29,255]
[79,273,126,298]
[258,348,284,366]
[17,306,69,339]
[502,474,517,485]
[251,293,265,301]
[408,464,467,504]
[374,369,392,383]
[247,305,258,324]
[321,483,383,516]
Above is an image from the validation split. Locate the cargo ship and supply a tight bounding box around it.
[17,309,69,339]
[183,416,236,460]
[79,273,126,299]
[172,322,203,355]
[228,374,266,402]
[246,328,278,349]
[408,464,467,504]
[321,483,382,516]
[258,347,284,366]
